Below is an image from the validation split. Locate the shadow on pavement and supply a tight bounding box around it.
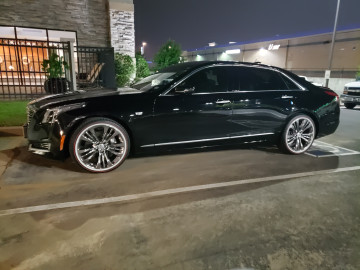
[1,146,84,173]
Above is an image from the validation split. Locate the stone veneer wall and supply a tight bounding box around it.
[110,9,135,58]
[0,0,111,47]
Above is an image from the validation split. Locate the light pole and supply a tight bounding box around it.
[325,0,341,88]
[141,42,147,57]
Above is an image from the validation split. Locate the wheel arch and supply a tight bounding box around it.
[284,110,320,138]
[63,115,135,157]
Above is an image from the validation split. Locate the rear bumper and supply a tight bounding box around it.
[340,94,360,104]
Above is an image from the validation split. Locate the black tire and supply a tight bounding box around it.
[279,114,316,155]
[344,103,356,109]
[69,117,130,173]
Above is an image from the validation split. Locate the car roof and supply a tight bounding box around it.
[160,61,278,73]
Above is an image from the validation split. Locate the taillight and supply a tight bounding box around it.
[324,90,339,102]
[324,90,338,97]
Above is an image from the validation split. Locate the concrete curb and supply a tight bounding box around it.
[0,126,23,137]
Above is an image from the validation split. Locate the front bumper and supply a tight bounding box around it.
[23,124,51,155]
[340,94,360,104]
[23,121,63,157]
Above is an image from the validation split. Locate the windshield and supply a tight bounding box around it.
[131,72,177,91]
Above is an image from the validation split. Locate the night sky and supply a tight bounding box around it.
[134,0,360,60]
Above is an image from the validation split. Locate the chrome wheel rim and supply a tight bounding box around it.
[74,123,127,172]
[285,117,315,154]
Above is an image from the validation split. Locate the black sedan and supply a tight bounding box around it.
[24,61,340,172]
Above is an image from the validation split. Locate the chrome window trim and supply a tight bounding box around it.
[140,132,274,148]
[160,64,306,96]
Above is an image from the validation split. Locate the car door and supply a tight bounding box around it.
[150,66,236,145]
[229,66,305,136]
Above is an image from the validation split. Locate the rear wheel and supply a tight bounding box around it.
[280,114,315,154]
[69,118,130,173]
[344,103,356,109]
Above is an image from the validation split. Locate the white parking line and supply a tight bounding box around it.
[1,166,360,217]
[306,141,360,157]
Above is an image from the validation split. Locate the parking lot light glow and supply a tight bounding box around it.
[225,49,240,54]
[259,48,267,56]
[208,42,216,47]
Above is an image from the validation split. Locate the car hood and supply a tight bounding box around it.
[345,81,360,88]
[29,88,142,109]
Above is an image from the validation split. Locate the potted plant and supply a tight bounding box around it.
[41,52,70,94]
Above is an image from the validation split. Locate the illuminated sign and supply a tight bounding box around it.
[268,44,281,50]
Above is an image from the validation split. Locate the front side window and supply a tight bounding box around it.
[233,67,290,91]
[172,66,231,94]
[132,72,177,91]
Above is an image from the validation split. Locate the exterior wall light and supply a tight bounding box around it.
[225,49,240,54]
[208,42,216,47]
[196,54,204,61]
[259,48,267,56]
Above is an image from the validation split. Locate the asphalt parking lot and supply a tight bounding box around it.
[0,107,360,270]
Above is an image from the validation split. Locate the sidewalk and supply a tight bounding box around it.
[0,126,26,178]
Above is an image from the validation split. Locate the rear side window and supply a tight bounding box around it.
[279,74,301,90]
[232,67,289,91]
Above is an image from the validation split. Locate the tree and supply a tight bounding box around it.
[135,52,150,79]
[153,40,182,70]
[114,53,135,87]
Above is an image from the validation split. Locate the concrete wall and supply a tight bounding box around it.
[184,29,360,80]
[0,0,111,47]
[308,77,355,96]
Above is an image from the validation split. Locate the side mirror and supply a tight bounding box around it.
[175,86,195,94]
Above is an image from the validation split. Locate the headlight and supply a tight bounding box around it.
[343,86,348,94]
[42,102,86,123]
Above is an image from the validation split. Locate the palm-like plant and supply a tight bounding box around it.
[41,52,69,79]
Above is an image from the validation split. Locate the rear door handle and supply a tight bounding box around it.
[216,99,231,104]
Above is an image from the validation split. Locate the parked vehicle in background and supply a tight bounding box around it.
[24,61,340,173]
[341,81,360,109]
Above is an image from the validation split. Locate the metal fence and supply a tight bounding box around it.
[76,46,116,90]
[0,38,73,99]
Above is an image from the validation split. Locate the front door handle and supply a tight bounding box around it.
[281,95,293,99]
[216,99,231,104]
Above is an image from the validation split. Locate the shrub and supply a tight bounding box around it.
[114,53,135,87]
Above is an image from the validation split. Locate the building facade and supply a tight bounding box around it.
[183,28,360,95]
[0,0,135,98]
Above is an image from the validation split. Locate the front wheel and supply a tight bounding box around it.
[344,103,356,109]
[280,114,316,154]
[69,118,130,173]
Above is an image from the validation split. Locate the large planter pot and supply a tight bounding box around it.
[44,78,70,94]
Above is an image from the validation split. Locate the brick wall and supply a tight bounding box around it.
[110,9,135,58]
[0,0,111,47]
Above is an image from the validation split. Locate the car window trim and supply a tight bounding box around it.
[160,64,306,96]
